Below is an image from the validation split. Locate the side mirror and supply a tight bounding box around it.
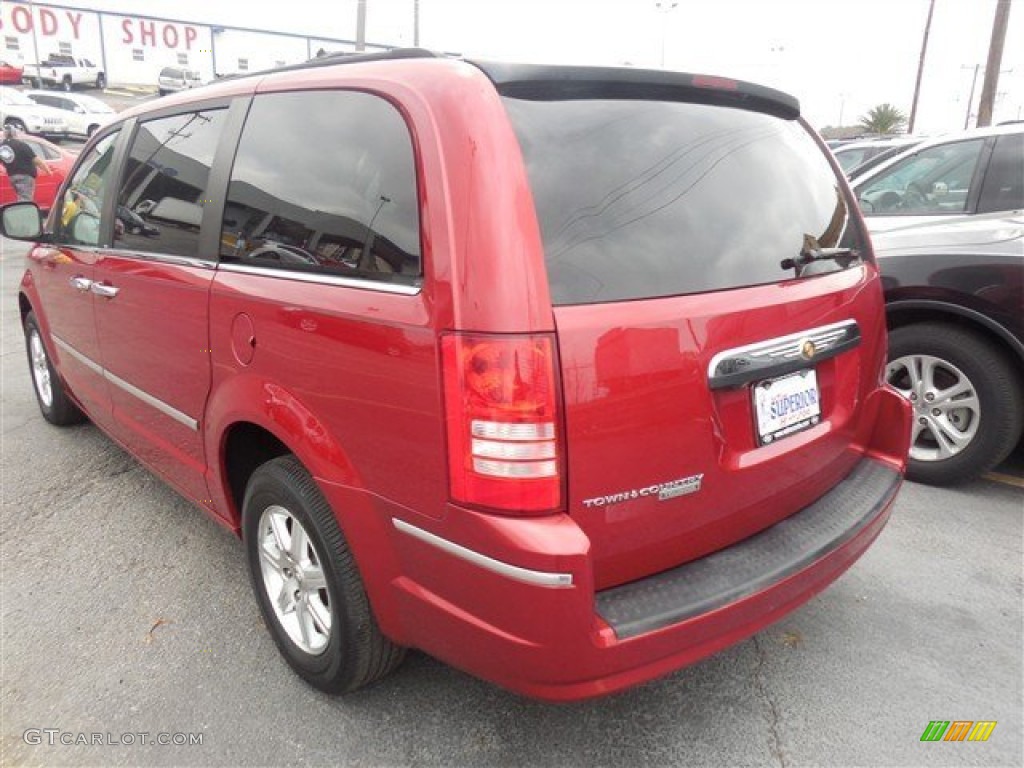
[0,202,43,240]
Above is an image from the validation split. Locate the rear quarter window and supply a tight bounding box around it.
[503,98,862,305]
[219,90,422,286]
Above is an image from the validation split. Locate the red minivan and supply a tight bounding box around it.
[6,50,911,701]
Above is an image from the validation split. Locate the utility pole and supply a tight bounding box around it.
[977,0,1012,126]
[655,1,678,68]
[908,0,936,134]
[414,0,420,46]
[963,64,981,129]
[356,0,367,52]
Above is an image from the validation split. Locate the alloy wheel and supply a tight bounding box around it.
[29,328,53,408]
[886,353,980,462]
[256,504,332,655]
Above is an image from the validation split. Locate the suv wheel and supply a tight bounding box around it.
[242,455,405,693]
[95,73,106,89]
[24,311,86,426]
[886,322,1023,485]
[61,76,72,92]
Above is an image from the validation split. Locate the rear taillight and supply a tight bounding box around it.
[441,332,563,515]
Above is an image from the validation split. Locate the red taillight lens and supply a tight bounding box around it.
[442,332,563,514]
[692,74,739,91]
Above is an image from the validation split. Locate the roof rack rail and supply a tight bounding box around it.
[216,47,442,82]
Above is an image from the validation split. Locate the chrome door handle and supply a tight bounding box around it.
[70,276,93,292]
[90,282,119,298]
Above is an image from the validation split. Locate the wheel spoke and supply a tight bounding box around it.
[910,420,928,446]
[307,594,331,636]
[268,511,291,556]
[259,539,288,575]
[934,378,973,404]
[295,596,314,648]
[276,582,295,615]
[289,520,309,562]
[300,563,327,592]
[937,395,979,415]
[905,356,924,393]
[927,415,971,459]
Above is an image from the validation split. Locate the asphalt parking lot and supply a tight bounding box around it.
[1,223,1021,764]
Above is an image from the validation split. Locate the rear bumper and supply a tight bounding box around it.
[375,388,910,701]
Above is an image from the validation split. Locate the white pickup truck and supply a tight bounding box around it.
[23,55,106,91]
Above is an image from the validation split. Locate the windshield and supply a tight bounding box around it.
[504,97,864,305]
[0,88,34,106]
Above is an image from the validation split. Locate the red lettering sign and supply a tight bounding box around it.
[120,18,198,50]
[67,11,82,39]
[39,8,58,35]
[11,5,32,34]
[139,20,156,47]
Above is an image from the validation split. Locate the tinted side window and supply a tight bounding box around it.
[978,133,1024,214]
[56,130,120,247]
[220,90,421,284]
[116,109,226,257]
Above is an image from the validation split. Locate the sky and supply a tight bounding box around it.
[58,0,1024,132]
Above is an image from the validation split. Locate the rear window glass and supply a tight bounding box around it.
[503,98,861,305]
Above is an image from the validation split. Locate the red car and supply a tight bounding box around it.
[0,59,24,85]
[0,133,75,210]
[6,51,911,701]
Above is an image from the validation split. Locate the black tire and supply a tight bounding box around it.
[87,124,99,138]
[23,311,86,426]
[158,88,168,97]
[61,77,72,92]
[95,73,106,89]
[887,322,1024,485]
[242,455,405,693]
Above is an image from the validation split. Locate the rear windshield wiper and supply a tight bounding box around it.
[780,247,859,271]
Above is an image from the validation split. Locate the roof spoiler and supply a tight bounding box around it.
[470,61,800,121]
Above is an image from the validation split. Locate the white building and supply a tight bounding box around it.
[0,1,386,85]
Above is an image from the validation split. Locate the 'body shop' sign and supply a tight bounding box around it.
[0,4,199,51]
[121,19,199,50]
[0,5,85,38]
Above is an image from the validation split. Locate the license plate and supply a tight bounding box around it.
[753,370,821,445]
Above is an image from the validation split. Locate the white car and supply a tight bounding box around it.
[0,86,69,140]
[24,90,116,138]
[832,136,921,177]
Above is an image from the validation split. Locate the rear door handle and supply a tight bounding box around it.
[70,276,93,292]
[90,282,119,299]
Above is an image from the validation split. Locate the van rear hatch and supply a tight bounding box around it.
[497,68,884,590]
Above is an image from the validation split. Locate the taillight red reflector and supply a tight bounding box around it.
[441,333,563,514]
[692,74,739,91]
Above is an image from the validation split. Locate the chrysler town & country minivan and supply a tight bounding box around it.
[5,50,911,700]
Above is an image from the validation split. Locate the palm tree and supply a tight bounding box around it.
[859,104,908,135]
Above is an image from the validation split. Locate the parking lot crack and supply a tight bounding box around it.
[753,635,787,768]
